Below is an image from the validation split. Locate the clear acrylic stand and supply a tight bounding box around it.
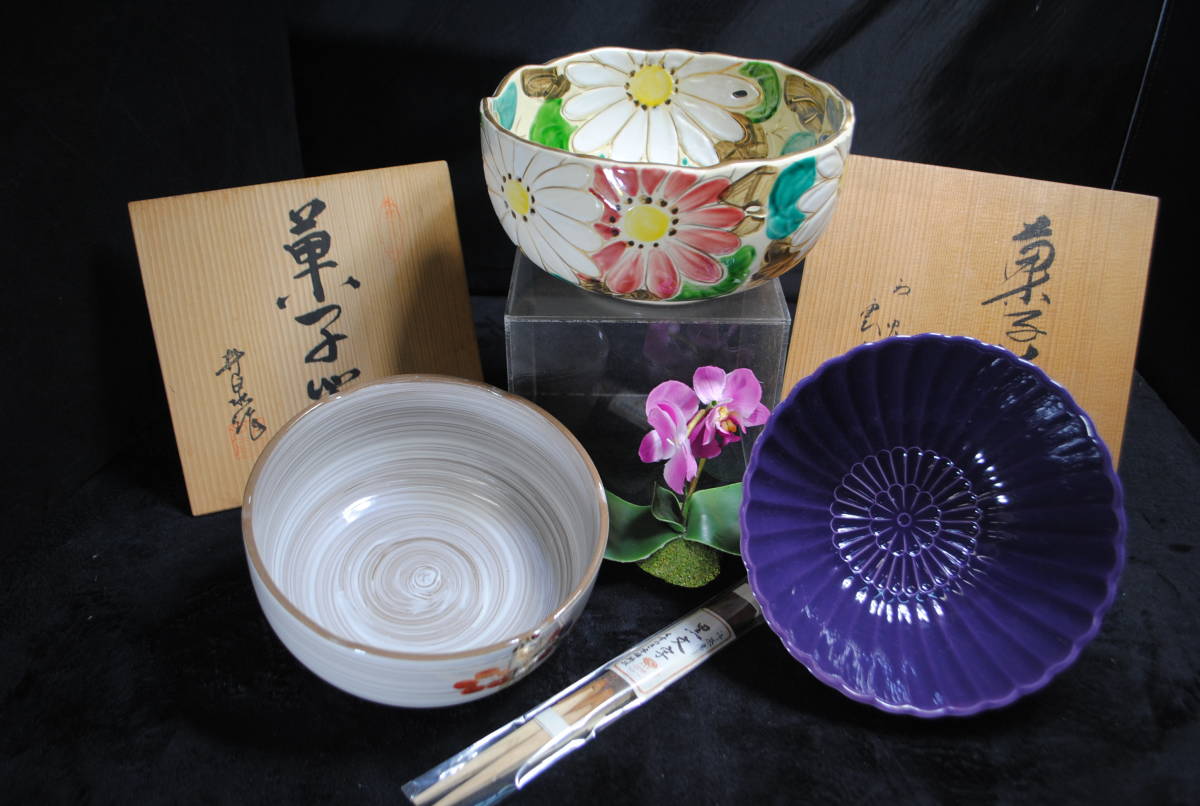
[504,251,791,500]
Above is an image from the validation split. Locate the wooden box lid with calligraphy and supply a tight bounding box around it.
[784,155,1158,465]
[129,161,482,515]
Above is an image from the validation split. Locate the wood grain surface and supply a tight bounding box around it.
[785,155,1158,465]
[130,162,481,515]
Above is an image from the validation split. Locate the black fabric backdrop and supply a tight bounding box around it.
[3,1,1197,803]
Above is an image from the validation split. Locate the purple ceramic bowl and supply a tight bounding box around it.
[740,334,1125,717]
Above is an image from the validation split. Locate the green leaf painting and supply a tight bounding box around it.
[766,157,816,239]
[529,98,575,150]
[675,245,756,301]
[782,131,817,154]
[739,62,781,124]
[495,82,518,130]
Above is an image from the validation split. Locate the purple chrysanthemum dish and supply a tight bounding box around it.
[740,334,1126,717]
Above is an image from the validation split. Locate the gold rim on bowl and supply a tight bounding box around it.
[480,45,856,170]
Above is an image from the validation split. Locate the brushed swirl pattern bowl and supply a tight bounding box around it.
[740,335,1125,717]
[480,47,854,303]
[243,376,607,707]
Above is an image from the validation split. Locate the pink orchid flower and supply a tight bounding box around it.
[690,367,770,459]
[637,380,699,494]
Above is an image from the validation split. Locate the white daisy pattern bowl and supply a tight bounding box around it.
[481,47,854,303]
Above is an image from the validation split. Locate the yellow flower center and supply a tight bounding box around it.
[504,178,531,216]
[715,406,738,433]
[623,204,670,243]
[628,65,673,108]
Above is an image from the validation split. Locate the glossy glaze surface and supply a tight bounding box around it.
[741,335,1125,716]
[480,47,853,303]
[243,376,606,706]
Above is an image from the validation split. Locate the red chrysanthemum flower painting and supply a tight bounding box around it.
[590,166,745,299]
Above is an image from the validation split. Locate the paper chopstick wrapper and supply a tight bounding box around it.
[403,582,763,806]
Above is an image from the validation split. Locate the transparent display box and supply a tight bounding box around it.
[505,251,792,502]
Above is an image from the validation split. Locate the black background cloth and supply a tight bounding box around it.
[2,1,1198,802]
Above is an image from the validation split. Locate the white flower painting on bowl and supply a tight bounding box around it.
[561,49,762,167]
[481,123,604,284]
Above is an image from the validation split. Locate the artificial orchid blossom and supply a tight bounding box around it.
[638,379,699,495]
[690,367,771,459]
[638,368,769,495]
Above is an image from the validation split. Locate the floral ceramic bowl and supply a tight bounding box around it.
[480,47,854,303]
[243,376,607,707]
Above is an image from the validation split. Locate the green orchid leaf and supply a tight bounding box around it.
[682,482,744,555]
[604,490,680,562]
[650,483,685,532]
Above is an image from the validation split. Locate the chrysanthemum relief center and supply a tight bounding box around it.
[627,65,673,108]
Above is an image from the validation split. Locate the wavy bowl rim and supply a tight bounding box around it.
[739,333,1127,718]
[242,374,609,663]
[479,45,856,172]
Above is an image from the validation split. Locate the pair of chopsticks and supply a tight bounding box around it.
[410,673,633,806]
[403,582,763,806]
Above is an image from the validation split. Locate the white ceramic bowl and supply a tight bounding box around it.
[480,46,854,303]
[242,376,607,707]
